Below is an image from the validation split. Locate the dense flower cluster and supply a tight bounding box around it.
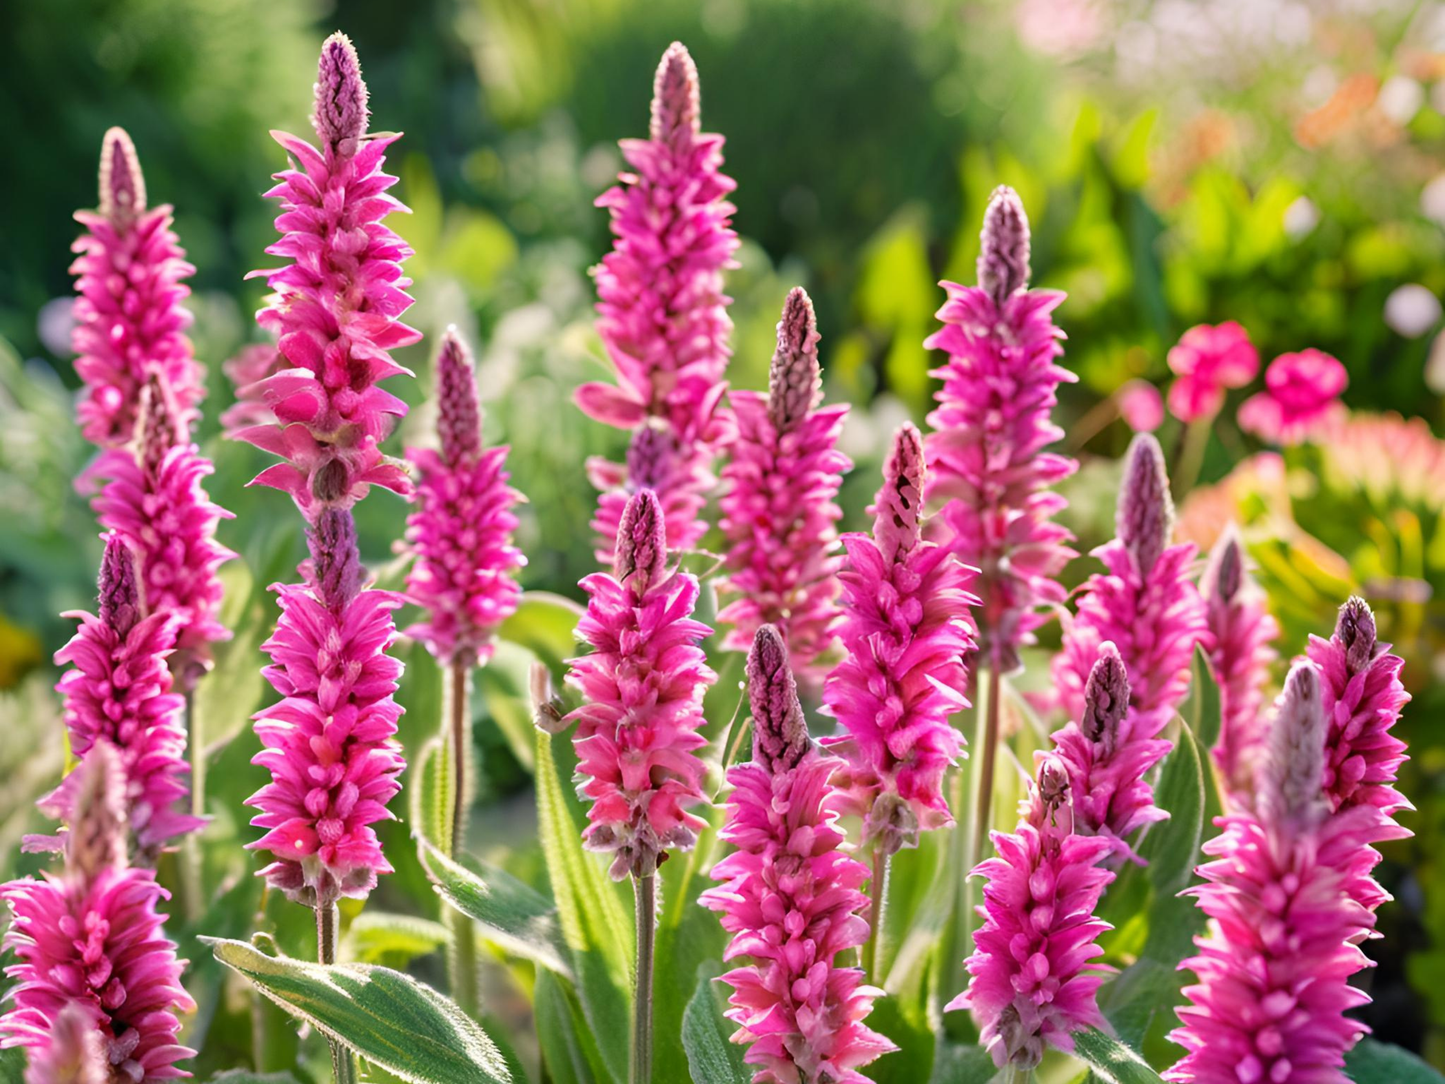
[581,41,739,562]
[565,488,715,879]
[404,330,525,666]
[1201,528,1279,800]
[924,186,1075,672]
[823,422,977,853]
[718,288,851,685]
[246,510,405,905]
[49,534,201,856]
[2,744,195,1083]
[1051,434,1208,856]
[92,377,235,687]
[952,748,1115,1069]
[1238,349,1348,446]
[236,32,420,520]
[1165,321,1258,424]
[701,625,894,1083]
[70,127,205,448]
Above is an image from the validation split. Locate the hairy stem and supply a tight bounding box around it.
[182,690,204,922]
[445,661,480,1016]
[862,844,890,984]
[317,903,357,1084]
[970,657,1002,866]
[632,873,656,1084]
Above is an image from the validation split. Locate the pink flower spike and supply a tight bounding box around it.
[718,287,852,686]
[2,743,197,1082]
[47,534,202,855]
[246,509,406,906]
[1167,661,1373,1084]
[240,33,421,521]
[1117,380,1164,433]
[822,422,978,852]
[924,185,1076,672]
[404,329,526,667]
[1237,348,1348,446]
[92,376,236,688]
[588,420,716,563]
[70,127,204,448]
[565,488,716,879]
[1165,321,1259,423]
[1201,527,1279,800]
[220,342,285,437]
[700,625,896,1083]
[950,753,1116,1070]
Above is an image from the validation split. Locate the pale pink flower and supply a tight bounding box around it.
[1117,380,1164,433]
[1165,322,1258,423]
[1237,349,1348,445]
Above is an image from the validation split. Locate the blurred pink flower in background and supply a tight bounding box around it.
[1116,380,1163,432]
[1238,348,1347,445]
[1166,321,1259,423]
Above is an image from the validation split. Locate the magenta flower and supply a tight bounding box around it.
[1117,380,1164,433]
[246,509,406,906]
[2,743,196,1082]
[822,422,977,852]
[1238,349,1348,446]
[1167,661,1374,1084]
[1165,322,1259,424]
[950,752,1115,1069]
[236,33,420,520]
[718,288,852,685]
[404,329,526,666]
[924,186,1075,672]
[565,488,715,879]
[587,421,716,565]
[69,127,205,449]
[92,377,235,688]
[700,625,895,1083]
[580,41,740,563]
[220,341,285,437]
[48,534,201,855]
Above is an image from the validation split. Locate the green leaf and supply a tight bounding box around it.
[1097,957,1180,1051]
[928,1042,996,1084]
[206,938,512,1084]
[535,729,634,1083]
[498,591,582,671]
[341,911,450,967]
[1184,646,1223,750]
[201,1074,304,1084]
[419,835,572,978]
[1137,723,1207,897]
[0,1047,23,1084]
[682,968,750,1084]
[411,736,455,863]
[477,640,544,772]
[1071,1028,1166,1084]
[534,968,613,1084]
[1345,1039,1445,1084]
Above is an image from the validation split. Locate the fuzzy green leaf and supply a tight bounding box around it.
[682,968,750,1084]
[341,912,450,967]
[1345,1038,1445,1084]
[1071,1028,1166,1084]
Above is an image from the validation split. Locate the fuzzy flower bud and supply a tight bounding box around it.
[404,330,525,666]
[566,489,715,879]
[700,626,895,1083]
[1260,661,1328,831]
[823,423,978,852]
[977,186,1030,308]
[313,33,370,155]
[718,288,852,686]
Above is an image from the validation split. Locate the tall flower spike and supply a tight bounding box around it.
[718,288,852,685]
[1202,528,1279,800]
[236,32,420,521]
[951,754,1115,1069]
[71,127,204,447]
[246,508,406,905]
[700,625,895,1083]
[46,534,201,855]
[2,744,197,1082]
[823,422,978,853]
[1167,660,1373,1084]
[566,489,715,879]
[580,41,740,563]
[404,329,526,667]
[1051,434,1207,858]
[924,185,1074,673]
[92,375,236,687]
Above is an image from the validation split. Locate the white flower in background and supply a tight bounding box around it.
[1427,331,1445,394]
[1421,173,1445,226]
[1384,284,1442,338]
[1376,75,1424,125]
[1284,196,1320,239]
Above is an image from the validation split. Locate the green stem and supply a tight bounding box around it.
[317,903,357,1084]
[1175,417,1209,496]
[862,844,890,984]
[970,658,1002,866]
[445,661,479,1016]
[182,689,204,922]
[631,873,656,1084]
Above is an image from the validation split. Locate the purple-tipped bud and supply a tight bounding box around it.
[650,41,701,146]
[1261,660,1327,830]
[1117,433,1174,576]
[626,420,682,491]
[1080,643,1130,752]
[309,508,363,611]
[98,532,142,637]
[977,185,1030,308]
[767,287,823,433]
[137,374,183,478]
[615,488,668,588]
[874,421,926,562]
[98,126,146,228]
[435,328,482,467]
[66,741,128,883]
[747,624,810,772]
[313,31,370,154]
[1036,755,1072,816]
[1206,529,1244,604]
[1336,596,1378,675]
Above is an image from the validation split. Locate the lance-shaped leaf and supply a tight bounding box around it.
[1071,1028,1166,1084]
